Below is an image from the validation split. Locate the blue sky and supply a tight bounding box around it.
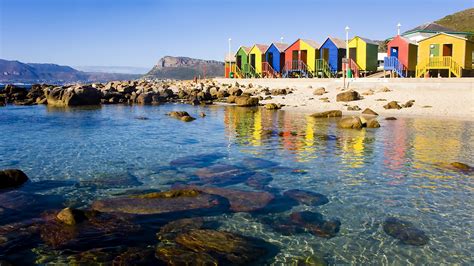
[0,0,471,68]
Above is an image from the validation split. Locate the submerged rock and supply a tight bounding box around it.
[264,211,340,238]
[450,162,473,172]
[383,217,429,246]
[79,172,142,189]
[180,186,274,212]
[0,169,29,189]
[245,172,273,190]
[283,189,329,206]
[194,164,254,186]
[56,207,87,225]
[366,118,381,128]
[156,245,218,265]
[174,229,272,264]
[157,217,206,242]
[310,110,342,118]
[264,103,281,110]
[170,153,224,168]
[91,189,224,215]
[241,157,279,170]
[385,117,397,120]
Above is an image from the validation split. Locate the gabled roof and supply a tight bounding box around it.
[397,35,418,45]
[403,22,457,35]
[301,39,320,49]
[321,37,346,49]
[352,36,379,45]
[268,42,289,53]
[235,46,251,56]
[250,44,269,54]
[418,32,471,43]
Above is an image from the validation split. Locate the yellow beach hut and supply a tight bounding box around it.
[348,36,379,72]
[248,44,269,78]
[416,33,473,78]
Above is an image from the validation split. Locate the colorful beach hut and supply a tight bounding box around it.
[384,35,418,77]
[348,36,379,72]
[283,39,320,78]
[235,46,250,78]
[318,37,346,77]
[248,44,269,78]
[416,33,473,78]
[224,54,236,78]
[264,43,289,78]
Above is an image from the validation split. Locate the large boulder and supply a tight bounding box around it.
[235,96,259,107]
[46,85,101,106]
[167,111,196,122]
[337,117,363,129]
[336,90,360,102]
[136,93,153,104]
[0,169,29,189]
[310,110,342,118]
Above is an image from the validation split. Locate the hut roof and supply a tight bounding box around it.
[403,22,457,35]
[301,39,320,49]
[253,44,269,53]
[356,36,379,45]
[398,35,418,45]
[418,32,471,43]
[237,46,251,54]
[322,37,346,49]
[272,42,289,52]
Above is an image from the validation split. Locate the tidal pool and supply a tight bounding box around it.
[0,104,473,264]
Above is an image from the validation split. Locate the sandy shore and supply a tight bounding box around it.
[214,78,474,121]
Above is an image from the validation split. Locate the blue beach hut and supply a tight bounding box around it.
[319,37,346,73]
[263,42,289,77]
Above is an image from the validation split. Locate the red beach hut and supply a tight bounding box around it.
[384,35,418,77]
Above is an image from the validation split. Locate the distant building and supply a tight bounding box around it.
[401,22,469,43]
[377,52,387,70]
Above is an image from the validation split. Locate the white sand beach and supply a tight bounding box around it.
[215,78,474,121]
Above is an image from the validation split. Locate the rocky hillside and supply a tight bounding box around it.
[143,56,224,80]
[0,59,140,84]
[435,8,474,36]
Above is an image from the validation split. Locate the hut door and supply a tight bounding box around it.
[236,56,242,69]
[430,44,439,57]
[292,51,299,69]
[349,48,357,61]
[280,53,285,72]
[250,54,256,69]
[391,47,399,59]
[322,48,329,62]
[268,53,274,68]
[301,50,308,65]
[443,44,453,57]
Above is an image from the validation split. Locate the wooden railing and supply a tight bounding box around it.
[342,58,360,78]
[416,56,462,78]
[262,62,277,78]
[315,59,334,78]
[234,65,244,78]
[384,56,407,78]
[247,63,260,78]
[282,60,314,78]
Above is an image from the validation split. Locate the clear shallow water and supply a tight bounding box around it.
[0,104,473,264]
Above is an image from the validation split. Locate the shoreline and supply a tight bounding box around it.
[214,78,474,121]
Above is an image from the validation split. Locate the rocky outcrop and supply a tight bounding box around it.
[45,85,101,106]
[336,90,360,102]
[0,169,29,189]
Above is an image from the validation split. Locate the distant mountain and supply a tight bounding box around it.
[435,8,474,36]
[74,66,150,75]
[0,59,140,84]
[143,56,224,80]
